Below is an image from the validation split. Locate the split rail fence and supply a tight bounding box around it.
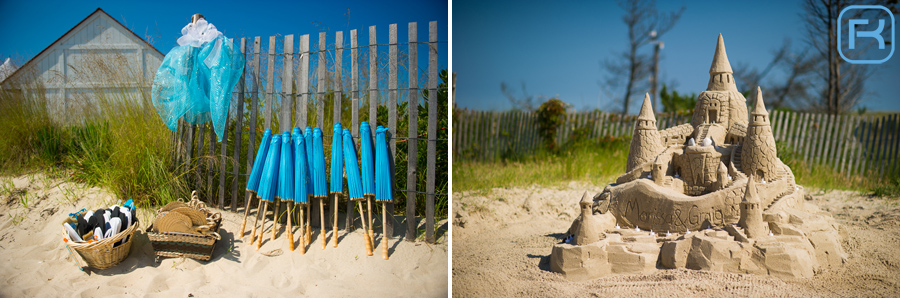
[171,22,445,243]
[453,108,900,179]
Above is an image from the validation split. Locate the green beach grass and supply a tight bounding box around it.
[453,135,899,197]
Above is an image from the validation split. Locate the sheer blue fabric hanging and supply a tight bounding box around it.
[151,18,245,141]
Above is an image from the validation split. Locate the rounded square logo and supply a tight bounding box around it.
[838,5,895,64]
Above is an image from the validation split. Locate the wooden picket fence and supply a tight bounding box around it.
[453,108,900,179]
[172,21,444,243]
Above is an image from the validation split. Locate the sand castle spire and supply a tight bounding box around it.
[709,33,733,74]
[627,94,663,172]
[739,176,767,238]
[749,86,769,124]
[574,191,601,245]
[638,93,656,122]
[707,34,737,91]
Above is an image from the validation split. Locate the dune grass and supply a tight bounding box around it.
[0,51,189,210]
[453,137,629,192]
[453,135,899,197]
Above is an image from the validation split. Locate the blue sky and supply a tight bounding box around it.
[453,0,900,112]
[0,0,448,90]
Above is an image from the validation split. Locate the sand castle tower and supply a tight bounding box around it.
[739,176,767,238]
[742,87,779,182]
[707,34,737,92]
[627,94,664,172]
[690,34,748,145]
[574,192,601,245]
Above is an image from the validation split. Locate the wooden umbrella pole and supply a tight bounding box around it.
[249,198,264,244]
[358,200,373,256]
[332,192,340,247]
[287,202,295,251]
[239,191,255,236]
[305,200,311,245]
[319,196,327,250]
[271,201,280,241]
[256,201,269,250]
[367,194,375,246]
[381,202,389,260]
[299,203,306,254]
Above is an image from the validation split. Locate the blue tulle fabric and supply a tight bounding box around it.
[151,35,245,141]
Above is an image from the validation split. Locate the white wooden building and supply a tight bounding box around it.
[1,8,164,123]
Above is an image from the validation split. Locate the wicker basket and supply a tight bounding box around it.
[63,217,139,270]
[147,194,222,261]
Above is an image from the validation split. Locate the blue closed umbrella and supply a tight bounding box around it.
[344,128,373,255]
[303,126,315,246]
[330,123,344,194]
[313,127,328,249]
[251,133,280,248]
[271,131,293,242]
[375,126,392,203]
[329,123,344,247]
[305,127,315,200]
[360,122,375,196]
[374,126,392,260]
[293,127,310,253]
[359,122,376,252]
[342,129,363,200]
[240,129,271,236]
[293,127,308,204]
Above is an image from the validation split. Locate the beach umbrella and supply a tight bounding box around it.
[343,128,373,255]
[360,122,376,246]
[375,126,392,260]
[313,127,328,249]
[330,123,344,248]
[273,131,294,243]
[304,126,314,244]
[293,127,309,253]
[251,133,280,249]
[240,129,272,237]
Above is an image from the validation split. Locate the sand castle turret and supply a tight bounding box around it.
[689,34,748,145]
[707,33,737,92]
[574,192,601,245]
[627,94,664,172]
[739,176,767,238]
[742,87,779,182]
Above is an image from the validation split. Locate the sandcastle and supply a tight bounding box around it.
[550,34,847,281]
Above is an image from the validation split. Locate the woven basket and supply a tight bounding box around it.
[63,217,139,270]
[147,193,221,261]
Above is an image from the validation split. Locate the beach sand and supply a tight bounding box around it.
[452,182,900,297]
[0,173,448,297]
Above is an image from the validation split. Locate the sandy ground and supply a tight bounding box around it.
[0,174,448,297]
[452,182,900,297]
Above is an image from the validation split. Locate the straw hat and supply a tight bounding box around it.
[159,199,189,212]
[170,207,209,226]
[154,212,195,234]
